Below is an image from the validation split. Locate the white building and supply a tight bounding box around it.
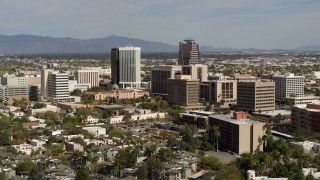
[48,71,69,98]
[68,80,91,92]
[247,170,288,180]
[75,69,100,87]
[311,71,320,79]
[107,112,166,124]
[273,73,304,99]
[82,127,106,137]
[182,64,208,81]
[85,115,99,124]
[286,96,320,106]
[111,46,141,89]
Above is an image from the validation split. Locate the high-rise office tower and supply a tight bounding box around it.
[272,73,304,99]
[48,71,69,98]
[151,65,181,96]
[178,38,200,65]
[111,46,141,89]
[40,69,53,99]
[237,81,275,112]
[75,69,100,87]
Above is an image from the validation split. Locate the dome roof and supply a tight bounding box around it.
[184,37,195,42]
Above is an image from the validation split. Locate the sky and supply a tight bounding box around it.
[0,0,319,49]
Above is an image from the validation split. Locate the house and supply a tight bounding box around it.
[85,115,99,124]
[65,142,84,152]
[12,110,24,118]
[82,127,106,137]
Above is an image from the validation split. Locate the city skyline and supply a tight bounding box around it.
[0,0,319,49]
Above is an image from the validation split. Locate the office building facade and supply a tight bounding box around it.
[273,73,304,99]
[182,64,208,81]
[291,104,320,132]
[111,46,141,89]
[237,81,275,112]
[208,112,265,154]
[40,69,53,99]
[75,69,100,87]
[178,38,200,65]
[48,72,69,98]
[151,65,181,96]
[200,80,237,107]
[167,75,199,106]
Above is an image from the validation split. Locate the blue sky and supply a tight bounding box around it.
[0,0,319,49]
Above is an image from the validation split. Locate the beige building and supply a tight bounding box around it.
[237,81,275,112]
[40,69,53,99]
[151,65,181,96]
[200,80,237,107]
[182,64,208,81]
[167,75,199,106]
[75,69,100,87]
[209,112,266,154]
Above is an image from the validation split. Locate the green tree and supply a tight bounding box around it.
[157,148,174,162]
[16,159,35,175]
[200,156,224,170]
[137,157,164,180]
[75,169,89,180]
[70,89,82,96]
[33,102,47,109]
[215,165,244,180]
[28,165,44,180]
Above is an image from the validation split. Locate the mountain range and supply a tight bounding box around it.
[0,34,319,54]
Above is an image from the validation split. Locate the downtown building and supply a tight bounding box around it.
[75,69,100,88]
[151,65,182,96]
[178,38,200,65]
[291,104,320,132]
[208,112,266,154]
[272,73,304,99]
[237,81,275,112]
[47,71,80,104]
[167,75,202,109]
[200,80,237,107]
[111,46,141,89]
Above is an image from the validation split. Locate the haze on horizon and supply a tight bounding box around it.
[0,0,319,49]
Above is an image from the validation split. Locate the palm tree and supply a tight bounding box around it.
[213,126,220,151]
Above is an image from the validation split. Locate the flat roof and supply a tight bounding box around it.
[209,115,263,125]
[252,110,291,117]
[95,105,126,110]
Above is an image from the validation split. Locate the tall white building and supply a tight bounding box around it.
[273,73,304,99]
[182,64,208,81]
[48,71,69,98]
[111,46,141,89]
[75,69,100,87]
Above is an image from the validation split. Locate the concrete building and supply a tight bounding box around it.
[292,104,320,132]
[68,80,91,92]
[273,73,304,99]
[40,69,53,99]
[1,74,41,86]
[237,81,275,112]
[178,38,199,65]
[107,112,166,124]
[311,71,320,79]
[75,69,100,87]
[83,89,149,101]
[182,64,208,81]
[167,75,199,106]
[0,85,30,104]
[82,127,106,137]
[48,71,69,98]
[247,170,288,180]
[151,65,181,96]
[111,46,141,89]
[209,112,266,154]
[286,96,320,106]
[200,80,237,107]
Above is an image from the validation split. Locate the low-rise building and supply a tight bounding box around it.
[291,104,320,131]
[85,115,99,124]
[208,112,266,154]
[83,88,149,101]
[286,96,320,106]
[65,142,84,152]
[107,112,166,124]
[27,105,59,116]
[82,127,106,137]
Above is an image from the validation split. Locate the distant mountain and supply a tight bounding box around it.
[297,45,320,52]
[0,34,177,54]
[0,34,319,54]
